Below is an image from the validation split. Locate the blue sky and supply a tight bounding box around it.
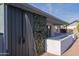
[30,3,79,23]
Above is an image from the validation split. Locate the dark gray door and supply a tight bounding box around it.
[7,5,29,56]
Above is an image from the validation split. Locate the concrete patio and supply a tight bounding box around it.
[42,37,79,56]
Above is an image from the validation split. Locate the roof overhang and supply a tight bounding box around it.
[4,3,69,25]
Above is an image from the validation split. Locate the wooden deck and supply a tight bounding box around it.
[42,38,79,56]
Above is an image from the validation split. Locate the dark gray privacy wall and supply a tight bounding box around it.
[26,11,47,55]
[0,4,3,54]
[7,5,28,56]
[6,5,47,56]
[7,5,36,56]
[0,33,3,54]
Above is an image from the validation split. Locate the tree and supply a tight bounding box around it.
[77,22,79,32]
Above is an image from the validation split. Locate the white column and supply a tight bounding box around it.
[51,25,56,36]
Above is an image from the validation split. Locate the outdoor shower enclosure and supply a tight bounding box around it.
[0,3,47,56]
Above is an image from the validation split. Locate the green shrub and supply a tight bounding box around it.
[77,22,79,32]
[27,12,47,55]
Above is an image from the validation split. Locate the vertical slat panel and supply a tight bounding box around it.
[19,9,23,56]
[12,7,23,56]
[7,6,12,56]
[25,13,36,56]
[15,7,21,56]
[21,11,35,56]
[14,8,17,56]
[7,5,23,56]
[22,11,28,56]
[11,6,16,56]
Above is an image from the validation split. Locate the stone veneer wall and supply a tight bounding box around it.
[26,11,48,55]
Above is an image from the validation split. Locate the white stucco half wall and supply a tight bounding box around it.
[46,34,76,55]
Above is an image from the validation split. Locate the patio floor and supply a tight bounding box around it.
[42,38,79,56]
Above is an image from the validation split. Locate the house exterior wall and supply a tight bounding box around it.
[47,21,62,37]
[0,4,4,33]
[47,22,57,37]
[0,4,6,55]
[67,25,77,34]
[51,25,57,36]
[67,26,76,29]
[67,21,78,33]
